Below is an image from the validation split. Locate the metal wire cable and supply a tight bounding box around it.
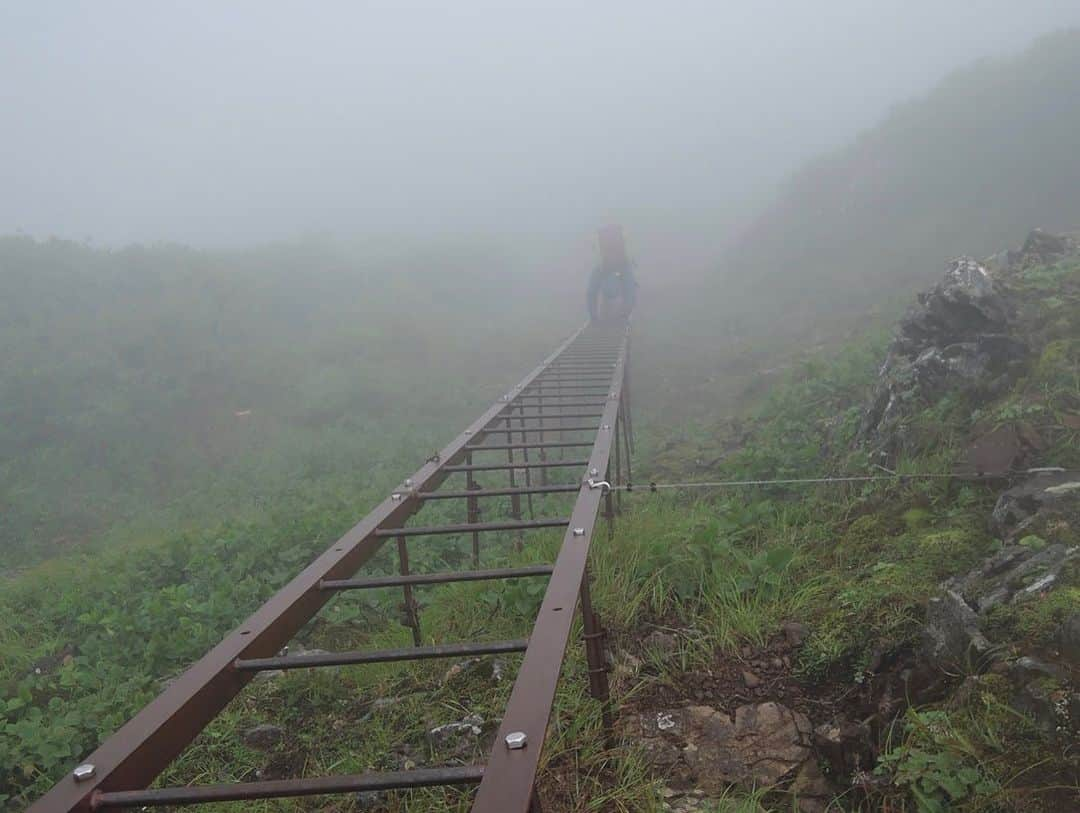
[612,467,1078,493]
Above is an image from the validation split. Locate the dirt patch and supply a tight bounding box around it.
[622,630,867,729]
[615,622,964,810]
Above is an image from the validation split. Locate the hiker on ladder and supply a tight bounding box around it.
[587,224,638,324]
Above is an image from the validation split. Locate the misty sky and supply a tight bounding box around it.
[3,2,1079,248]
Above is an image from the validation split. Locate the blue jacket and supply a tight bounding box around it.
[587,263,638,321]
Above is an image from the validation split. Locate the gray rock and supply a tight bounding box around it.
[1008,656,1064,685]
[812,718,874,776]
[241,724,285,750]
[781,621,809,647]
[1011,679,1068,734]
[921,590,991,669]
[946,530,1076,621]
[1058,613,1080,665]
[643,630,679,654]
[792,759,835,813]
[742,670,762,689]
[428,714,485,760]
[1012,228,1075,269]
[640,737,684,773]
[858,257,1028,459]
[898,257,1009,350]
[680,702,812,791]
[990,471,1080,541]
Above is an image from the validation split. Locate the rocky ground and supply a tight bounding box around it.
[618,230,1079,812]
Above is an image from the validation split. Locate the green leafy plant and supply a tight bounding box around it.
[877,710,998,812]
[715,540,796,598]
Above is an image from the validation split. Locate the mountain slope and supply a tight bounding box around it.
[724,29,1080,313]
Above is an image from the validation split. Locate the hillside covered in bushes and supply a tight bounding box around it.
[721,30,1080,318]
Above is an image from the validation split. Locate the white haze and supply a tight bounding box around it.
[3,1,1079,263]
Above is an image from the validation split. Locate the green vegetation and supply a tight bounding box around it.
[876,708,1000,812]
[0,235,573,570]
[873,672,1065,813]
[595,339,999,679]
[3,248,1079,809]
[590,255,1079,810]
[0,235,578,806]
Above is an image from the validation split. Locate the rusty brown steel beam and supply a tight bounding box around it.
[500,400,606,407]
[472,323,628,813]
[465,449,481,567]
[518,388,611,395]
[535,371,617,378]
[417,484,579,500]
[541,364,617,370]
[478,424,600,433]
[396,533,422,645]
[521,381,611,388]
[374,518,568,537]
[91,766,485,808]
[490,412,604,420]
[442,460,589,473]
[532,377,612,384]
[234,639,528,671]
[321,565,554,590]
[517,390,610,398]
[29,326,588,813]
[463,441,593,452]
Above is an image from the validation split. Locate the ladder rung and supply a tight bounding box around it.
[442,460,589,472]
[418,484,579,500]
[534,377,612,383]
[534,380,612,384]
[505,400,607,407]
[375,518,568,537]
[492,412,604,420]
[235,640,528,671]
[464,441,593,451]
[321,565,554,590]
[479,425,600,433]
[520,386,611,392]
[92,766,485,807]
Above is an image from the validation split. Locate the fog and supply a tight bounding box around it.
[3,1,1079,256]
